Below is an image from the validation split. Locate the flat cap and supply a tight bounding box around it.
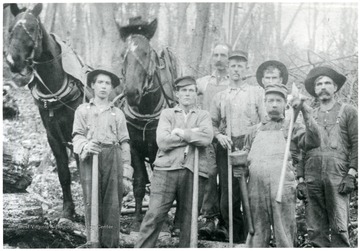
[229,50,248,61]
[265,83,288,99]
[304,66,346,97]
[256,60,288,88]
[174,75,197,88]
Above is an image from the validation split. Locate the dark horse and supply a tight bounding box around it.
[119,26,178,227]
[5,3,90,219]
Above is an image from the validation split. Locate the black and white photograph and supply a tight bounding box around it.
[2,1,358,248]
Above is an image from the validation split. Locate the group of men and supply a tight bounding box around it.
[72,42,357,248]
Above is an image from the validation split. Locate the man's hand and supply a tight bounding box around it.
[216,134,232,149]
[84,140,102,155]
[171,128,185,139]
[338,174,356,194]
[296,182,307,200]
[122,177,133,197]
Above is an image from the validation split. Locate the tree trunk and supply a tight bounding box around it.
[3,193,44,232]
[188,3,211,76]
[3,142,32,193]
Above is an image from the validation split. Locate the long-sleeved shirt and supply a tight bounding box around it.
[153,105,214,177]
[243,116,321,162]
[297,102,358,177]
[197,72,229,111]
[72,99,131,167]
[211,83,266,137]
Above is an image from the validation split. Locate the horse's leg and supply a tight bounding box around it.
[131,146,148,227]
[47,133,75,219]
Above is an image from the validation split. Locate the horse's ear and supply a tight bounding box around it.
[147,18,158,40]
[31,3,43,17]
[10,4,22,16]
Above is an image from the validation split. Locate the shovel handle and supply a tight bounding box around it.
[90,154,100,248]
[190,147,199,248]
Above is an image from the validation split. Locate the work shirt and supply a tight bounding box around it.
[211,83,266,137]
[197,72,229,111]
[72,99,131,165]
[244,117,321,157]
[153,105,214,177]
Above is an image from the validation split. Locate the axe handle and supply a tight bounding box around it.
[190,147,199,248]
[226,98,233,247]
[239,175,254,235]
[276,108,295,203]
[90,154,100,248]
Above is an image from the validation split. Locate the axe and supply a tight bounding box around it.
[90,154,100,248]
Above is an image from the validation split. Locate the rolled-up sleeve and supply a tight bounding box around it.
[72,106,89,155]
[210,92,222,137]
[116,109,130,144]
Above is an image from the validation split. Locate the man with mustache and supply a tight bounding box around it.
[210,50,266,243]
[243,83,320,247]
[297,66,358,247]
[194,43,231,240]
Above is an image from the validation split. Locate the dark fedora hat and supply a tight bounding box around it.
[304,66,346,97]
[87,66,120,88]
[256,60,288,88]
[119,16,158,41]
[174,75,196,89]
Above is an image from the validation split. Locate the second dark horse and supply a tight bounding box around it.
[118,17,178,229]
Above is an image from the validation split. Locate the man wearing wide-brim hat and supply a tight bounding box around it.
[256,60,289,88]
[243,83,320,247]
[297,66,358,247]
[73,66,133,247]
[135,76,214,248]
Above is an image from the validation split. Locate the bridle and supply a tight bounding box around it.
[122,34,160,96]
[8,11,43,71]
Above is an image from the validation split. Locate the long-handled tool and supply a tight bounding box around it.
[90,154,100,248]
[239,168,254,235]
[190,147,199,248]
[226,100,233,247]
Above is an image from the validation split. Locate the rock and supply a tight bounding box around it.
[3,141,32,193]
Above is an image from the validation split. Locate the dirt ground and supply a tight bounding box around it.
[3,87,358,248]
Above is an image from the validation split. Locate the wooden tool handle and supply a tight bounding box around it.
[90,154,100,248]
[190,147,199,248]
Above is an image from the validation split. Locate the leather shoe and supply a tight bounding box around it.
[199,217,216,240]
[214,224,229,241]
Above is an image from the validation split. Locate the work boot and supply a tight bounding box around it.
[199,217,217,240]
[214,224,229,241]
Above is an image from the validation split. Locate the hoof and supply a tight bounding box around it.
[62,203,75,220]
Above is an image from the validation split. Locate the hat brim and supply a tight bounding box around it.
[256,60,288,88]
[87,69,120,88]
[304,67,346,97]
[119,19,158,41]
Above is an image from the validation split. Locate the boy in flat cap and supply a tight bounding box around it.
[72,66,133,247]
[210,50,266,243]
[135,76,214,247]
[298,66,358,247]
[243,83,320,247]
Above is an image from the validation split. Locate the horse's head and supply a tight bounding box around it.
[122,34,158,107]
[6,3,43,76]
